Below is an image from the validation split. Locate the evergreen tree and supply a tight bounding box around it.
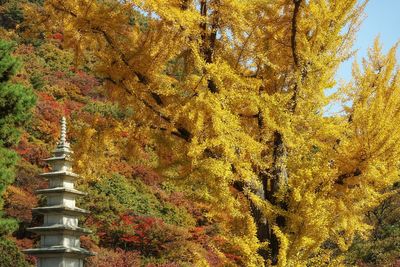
[0,39,35,236]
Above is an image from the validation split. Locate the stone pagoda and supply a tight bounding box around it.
[24,117,94,267]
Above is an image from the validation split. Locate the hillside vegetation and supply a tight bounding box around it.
[0,0,399,266]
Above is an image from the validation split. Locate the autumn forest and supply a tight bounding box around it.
[0,0,399,266]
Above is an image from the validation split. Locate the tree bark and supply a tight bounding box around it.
[253,2,302,262]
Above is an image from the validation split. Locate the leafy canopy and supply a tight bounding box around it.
[26,0,400,266]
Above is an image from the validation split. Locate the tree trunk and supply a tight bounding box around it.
[253,110,289,265]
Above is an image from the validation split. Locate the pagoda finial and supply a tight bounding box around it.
[58,116,69,148]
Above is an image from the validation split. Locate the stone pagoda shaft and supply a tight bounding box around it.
[24,117,94,267]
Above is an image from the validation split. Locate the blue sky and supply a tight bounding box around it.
[336,0,400,82]
[326,0,400,114]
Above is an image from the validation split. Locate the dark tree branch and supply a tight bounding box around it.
[335,168,362,185]
[289,0,302,113]
[105,77,192,142]
[291,0,302,68]
[200,0,220,94]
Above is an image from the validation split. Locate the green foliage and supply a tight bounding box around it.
[29,72,44,90]
[0,148,16,194]
[0,82,35,146]
[36,42,74,72]
[81,174,194,228]
[128,10,149,31]
[0,1,23,29]
[28,0,43,5]
[0,211,17,236]
[83,101,133,120]
[0,39,20,82]
[347,225,400,266]
[0,38,35,237]
[346,189,400,266]
[0,39,36,146]
[0,147,18,225]
[0,237,29,267]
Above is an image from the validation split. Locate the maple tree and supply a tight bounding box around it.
[19,0,400,265]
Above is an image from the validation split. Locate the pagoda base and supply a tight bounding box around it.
[38,257,83,267]
[24,246,94,267]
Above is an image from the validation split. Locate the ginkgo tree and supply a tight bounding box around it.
[25,0,400,266]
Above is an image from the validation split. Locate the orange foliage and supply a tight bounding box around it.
[4,186,37,223]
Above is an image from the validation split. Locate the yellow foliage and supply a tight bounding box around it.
[29,0,400,266]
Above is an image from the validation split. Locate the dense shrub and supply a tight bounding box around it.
[0,238,29,267]
[83,101,133,119]
[0,1,23,29]
[80,174,195,228]
[346,185,400,266]
[85,247,140,267]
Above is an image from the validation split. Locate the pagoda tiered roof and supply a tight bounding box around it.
[24,246,94,257]
[39,170,79,179]
[27,224,92,235]
[43,155,73,162]
[35,187,86,196]
[32,205,89,216]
